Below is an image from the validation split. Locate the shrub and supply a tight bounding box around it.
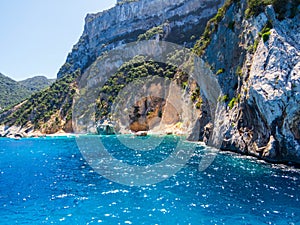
[195,98,203,109]
[219,95,229,102]
[138,26,164,41]
[190,87,200,102]
[254,39,260,51]
[259,21,273,43]
[262,31,271,42]
[236,66,243,77]
[228,97,237,109]
[248,39,260,53]
[216,68,225,75]
[182,81,188,89]
[228,94,241,109]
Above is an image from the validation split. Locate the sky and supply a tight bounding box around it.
[0,0,116,81]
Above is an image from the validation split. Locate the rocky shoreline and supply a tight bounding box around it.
[2,124,300,169]
[0,125,71,138]
[2,122,300,168]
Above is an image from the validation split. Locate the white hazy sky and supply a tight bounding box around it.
[0,0,116,81]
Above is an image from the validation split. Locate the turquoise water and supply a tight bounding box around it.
[0,136,299,224]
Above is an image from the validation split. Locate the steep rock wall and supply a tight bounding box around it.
[199,0,300,164]
[57,0,224,78]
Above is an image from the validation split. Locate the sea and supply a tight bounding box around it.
[0,135,299,224]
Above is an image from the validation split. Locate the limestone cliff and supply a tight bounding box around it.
[57,0,224,78]
[195,0,300,164]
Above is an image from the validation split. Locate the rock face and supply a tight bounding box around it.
[97,120,115,135]
[57,0,224,78]
[245,8,300,162]
[199,1,300,164]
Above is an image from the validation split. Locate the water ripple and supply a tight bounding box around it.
[0,137,299,224]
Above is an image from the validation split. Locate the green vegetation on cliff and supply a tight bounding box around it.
[245,0,300,19]
[1,70,80,133]
[193,0,238,56]
[138,26,164,41]
[96,56,183,119]
[194,0,299,56]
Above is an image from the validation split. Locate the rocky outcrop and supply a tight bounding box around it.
[0,125,31,138]
[198,1,300,164]
[57,0,224,78]
[97,120,115,135]
[240,6,300,163]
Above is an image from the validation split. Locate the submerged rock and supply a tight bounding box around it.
[97,120,115,135]
[135,131,148,136]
